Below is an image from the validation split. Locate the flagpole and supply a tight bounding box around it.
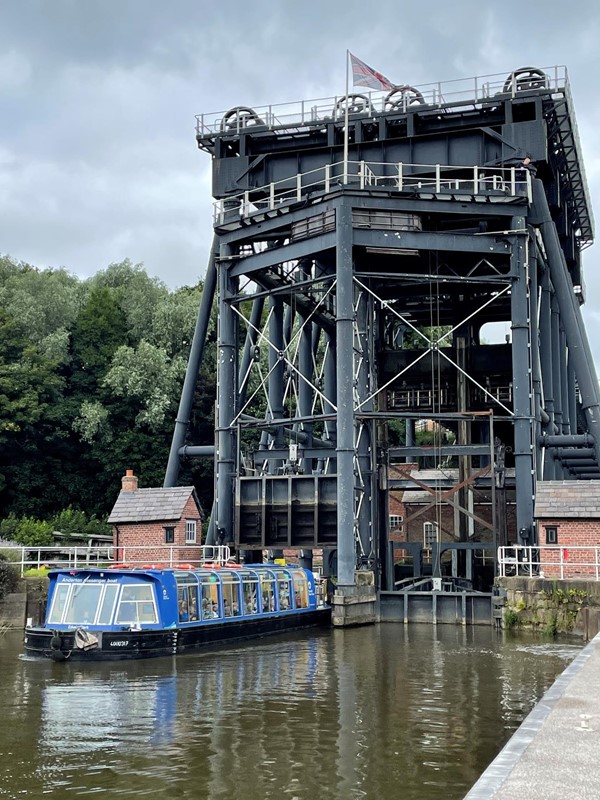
[343,49,349,184]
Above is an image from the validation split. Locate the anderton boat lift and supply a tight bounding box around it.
[155,64,599,625]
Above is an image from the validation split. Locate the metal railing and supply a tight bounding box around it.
[498,545,600,580]
[196,65,567,136]
[214,159,531,224]
[1,544,233,575]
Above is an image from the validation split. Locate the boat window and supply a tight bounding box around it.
[292,570,309,609]
[64,583,103,625]
[200,575,221,620]
[178,585,198,622]
[277,577,292,610]
[260,574,276,612]
[115,584,157,625]
[97,584,119,625]
[220,571,241,617]
[47,584,70,624]
[241,573,259,614]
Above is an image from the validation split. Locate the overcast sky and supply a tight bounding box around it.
[2,0,600,358]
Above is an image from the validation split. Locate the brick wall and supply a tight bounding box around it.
[538,518,600,578]
[113,495,203,565]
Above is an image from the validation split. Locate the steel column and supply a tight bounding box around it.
[336,200,356,586]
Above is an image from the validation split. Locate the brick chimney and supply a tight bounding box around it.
[121,469,138,493]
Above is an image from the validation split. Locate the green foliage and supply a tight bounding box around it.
[504,608,520,628]
[0,555,20,600]
[0,255,217,523]
[9,517,54,546]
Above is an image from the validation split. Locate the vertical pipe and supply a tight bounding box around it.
[164,239,218,486]
[355,289,374,564]
[510,221,535,544]
[539,267,555,479]
[238,296,265,407]
[529,255,544,475]
[215,242,237,544]
[560,327,570,435]
[532,179,600,466]
[568,356,578,434]
[551,295,563,452]
[336,199,356,586]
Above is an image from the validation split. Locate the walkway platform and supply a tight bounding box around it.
[464,632,600,799]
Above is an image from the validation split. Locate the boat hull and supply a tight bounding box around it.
[23,609,331,661]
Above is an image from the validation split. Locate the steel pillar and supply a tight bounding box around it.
[510,221,535,544]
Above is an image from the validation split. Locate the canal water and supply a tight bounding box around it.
[0,625,579,800]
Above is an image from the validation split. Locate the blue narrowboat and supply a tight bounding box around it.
[24,562,330,661]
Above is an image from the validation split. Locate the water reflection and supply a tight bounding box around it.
[0,627,581,800]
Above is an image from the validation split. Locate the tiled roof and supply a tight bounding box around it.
[108,486,201,524]
[535,481,600,519]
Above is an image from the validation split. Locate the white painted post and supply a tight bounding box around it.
[325,163,330,193]
[398,162,403,190]
[435,164,441,193]
[269,182,275,211]
[473,166,479,195]
[360,161,365,189]
[296,173,302,201]
[510,167,516,196]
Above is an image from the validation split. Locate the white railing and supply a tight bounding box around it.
[1,544,233,575]
[214,159,530,225]
[498,545,600,580]
[196,66,567,136]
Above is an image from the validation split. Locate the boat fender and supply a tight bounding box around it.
[50,632,67,662]
[74,628,99,651]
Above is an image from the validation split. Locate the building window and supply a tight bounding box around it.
[389,515,404,529]
[164,526,175,544]
[423,522,438,548]
[545,526,558,545]
[185,519,197,544]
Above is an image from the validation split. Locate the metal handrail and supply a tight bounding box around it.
[196,65,568,136]
[214,159,529,224]
[498,545,600,580]
[1,544,233,575]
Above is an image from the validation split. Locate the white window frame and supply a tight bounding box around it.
[389,514,404,528]
[423,521,438,548]
[185,519,197,544]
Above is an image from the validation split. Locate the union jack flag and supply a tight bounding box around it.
[350,52,395,91]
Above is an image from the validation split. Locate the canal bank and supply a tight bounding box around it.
[464,630,600,800]
[498,576,600,640]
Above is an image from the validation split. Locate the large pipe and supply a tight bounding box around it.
[532,179,600,466]
[510,218,535,543]
[540,434,595,448]
[164,238,218,487]
[336,200,356,586]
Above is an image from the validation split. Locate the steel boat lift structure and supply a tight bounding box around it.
[164,66,598,623]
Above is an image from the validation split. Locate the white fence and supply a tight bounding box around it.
[214,159,531,224]
[498,545,600,581]
[1,545,233,575]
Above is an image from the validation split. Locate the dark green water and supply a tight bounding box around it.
[0,625,580,800]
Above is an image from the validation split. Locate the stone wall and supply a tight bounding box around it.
[497,576,600,640]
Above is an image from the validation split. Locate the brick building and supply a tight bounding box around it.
[535,481,600,578]
[108,470,204,564]
[388,463,517,557]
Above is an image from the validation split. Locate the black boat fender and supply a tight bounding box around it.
[49,631,69,662]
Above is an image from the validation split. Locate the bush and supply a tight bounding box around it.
[0,513,20,541]
[11,517,54,547]
[0,555,20,600]
[50,506,88,536]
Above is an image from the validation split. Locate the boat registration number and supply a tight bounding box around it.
[109,640,129,647]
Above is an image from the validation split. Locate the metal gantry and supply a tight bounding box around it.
[165,65,598,597]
